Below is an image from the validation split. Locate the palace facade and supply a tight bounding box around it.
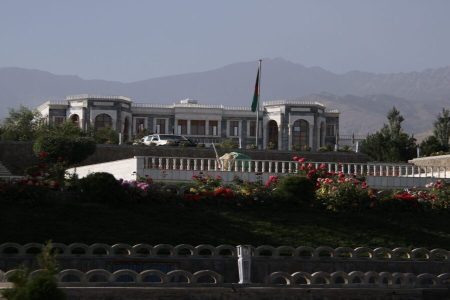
[37,94,339,151]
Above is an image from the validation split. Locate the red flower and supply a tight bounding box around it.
[394,192,417,201]
[38,151,49,159]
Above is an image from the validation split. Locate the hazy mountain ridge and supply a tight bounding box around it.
[0,58,449,135]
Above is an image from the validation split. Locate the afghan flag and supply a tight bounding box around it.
[251,67,260,112]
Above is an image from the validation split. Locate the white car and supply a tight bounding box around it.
[140,134,195,146]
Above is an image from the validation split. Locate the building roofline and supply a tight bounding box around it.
[65,94,132,102]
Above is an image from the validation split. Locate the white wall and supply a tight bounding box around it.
[67,158,138,181]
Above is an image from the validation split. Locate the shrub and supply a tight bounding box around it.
[92,127,119,144]
[315,173,372,211]
[273,175,315,205]
[78,172,125,203]
[1,242,66,300]
[217,139,238,150]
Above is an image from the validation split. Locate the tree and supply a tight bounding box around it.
[433,108,450,150]
[33,121,96,180]
[420,108,450,156]
[36,120,84,138]
[91,127,119,144]
[0,106,43,141]
[361,107,416,162]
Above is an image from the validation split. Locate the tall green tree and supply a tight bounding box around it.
[433,108,450,150]
[361,107,416,162]
[0,106,43,141]
[420,108,450,156]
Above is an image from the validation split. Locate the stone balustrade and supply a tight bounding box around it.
[1,243,449,261]
[0,269,223,285]
[264,271,450,288]
[0,268,449,288]
[139,156,449,178]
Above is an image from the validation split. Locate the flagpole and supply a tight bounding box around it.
[256,59,262,149]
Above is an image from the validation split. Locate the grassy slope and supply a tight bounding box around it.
[2,200,450,249]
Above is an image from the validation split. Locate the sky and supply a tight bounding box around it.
[1,0,450,82]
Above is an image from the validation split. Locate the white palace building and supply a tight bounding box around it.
[37,94,340,151]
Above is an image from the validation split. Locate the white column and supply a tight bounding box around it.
[288,124,292,151]
[187,120,191,135]
[205,120,209,136]
[237,245,252,284]
[309,125,314,150]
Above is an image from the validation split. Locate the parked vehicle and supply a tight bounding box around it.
[140,134,196,146]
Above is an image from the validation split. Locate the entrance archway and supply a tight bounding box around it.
[292,119,309,150]
[267,120,278,149]
[70,114,80,128]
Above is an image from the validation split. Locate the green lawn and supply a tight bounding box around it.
[1,200,450,248]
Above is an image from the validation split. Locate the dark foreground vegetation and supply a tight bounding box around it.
[2,196,450,248]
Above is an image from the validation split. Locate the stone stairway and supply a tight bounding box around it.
[0,161,12,177]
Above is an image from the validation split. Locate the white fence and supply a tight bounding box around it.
[137,156,448,178]
[68,156,448,188]
[134,156,448,188]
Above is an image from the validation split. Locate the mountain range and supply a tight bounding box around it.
[1,58,449,137]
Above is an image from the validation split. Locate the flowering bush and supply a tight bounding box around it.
[232,176,274,205]
[119,176,154,202]
[426,180,450,209]
[292,156,332,182]
[315,172,373,211]
[185,174,223,202]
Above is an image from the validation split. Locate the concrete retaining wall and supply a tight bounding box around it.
[0,286,446,300]
[410,155,450,168]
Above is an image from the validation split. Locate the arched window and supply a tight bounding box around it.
[70,114,80,127]
[95,114,112,130]
[267,120,278,149]
[292,119,309,150]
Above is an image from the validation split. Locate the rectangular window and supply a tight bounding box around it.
[177,120,187,134]
[248,120,256,137]
[191,120,206,135]
[229,121,239,137]
[156,119,166,134]
[53,116,65,125]
[326,125,335,137]
[209,120,218,136]
[135,118,146,134]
